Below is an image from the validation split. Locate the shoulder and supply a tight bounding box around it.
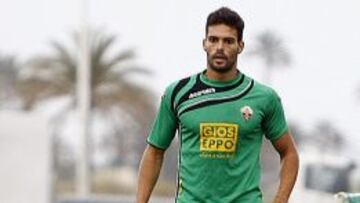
[243,75,283,111]
[246,75,279,99]
[161,73,198,106]
[163,73,198,98]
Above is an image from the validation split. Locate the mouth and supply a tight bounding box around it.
[213,54,227,60]
[213,55,227,64]
[213,54,227,63]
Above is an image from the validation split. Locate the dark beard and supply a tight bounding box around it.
[208,57,236,74]
[209,64,232,73]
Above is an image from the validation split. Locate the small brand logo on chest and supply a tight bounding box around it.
[240,105,253,121]
[189,88,216,99]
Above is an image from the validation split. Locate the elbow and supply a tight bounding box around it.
[280,147,299,165]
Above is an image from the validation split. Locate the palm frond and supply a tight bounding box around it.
[51,41,73,61]
[16,77,72,110]
[91,33,116,64]
[51,41,77,72]
[247,30,291,68]
[92,79,155,120]
[114,65,153,76]
[20,28,153,115]
[104,49,135,69]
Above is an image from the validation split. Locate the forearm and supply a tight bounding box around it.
[273,151,299,203]
[136,145,164,203]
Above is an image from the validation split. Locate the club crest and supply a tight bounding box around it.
[240,106,253,121]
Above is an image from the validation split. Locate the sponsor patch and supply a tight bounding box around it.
[200,123,239,153]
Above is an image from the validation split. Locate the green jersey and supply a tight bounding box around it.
[147,70,288,203]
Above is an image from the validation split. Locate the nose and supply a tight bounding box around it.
[215,40,224,51]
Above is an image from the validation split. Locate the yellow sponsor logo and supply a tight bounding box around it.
[200,123,239,152]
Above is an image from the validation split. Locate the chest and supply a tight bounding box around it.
[178,97,266,138]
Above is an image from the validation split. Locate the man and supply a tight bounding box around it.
[137,7,299,203]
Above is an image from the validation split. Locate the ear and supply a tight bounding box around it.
[238,41,244,54]
[202,38,207,51]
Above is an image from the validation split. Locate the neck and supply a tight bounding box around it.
[205,67,239,81]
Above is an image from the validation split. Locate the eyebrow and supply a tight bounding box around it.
[207,35,236,42]
[207,35,236,39]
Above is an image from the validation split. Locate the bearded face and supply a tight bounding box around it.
[203,24,243,74]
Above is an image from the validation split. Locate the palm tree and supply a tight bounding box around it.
[17,30,154,111]
[246,30,291,84]
[16,29,156,193]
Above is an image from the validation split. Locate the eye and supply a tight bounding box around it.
[224,38,235,44]
[208,36,218,43]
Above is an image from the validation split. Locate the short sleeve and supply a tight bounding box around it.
[262,90,288,141]
[146,86,178,150]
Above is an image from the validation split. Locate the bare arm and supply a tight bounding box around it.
[136,144,165,203]
[272,132,299,203]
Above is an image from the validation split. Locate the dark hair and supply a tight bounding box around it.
[206,7,245,41]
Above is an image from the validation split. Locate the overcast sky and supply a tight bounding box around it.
[1,0,360,158]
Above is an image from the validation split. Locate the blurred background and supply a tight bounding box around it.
[0,0,360,203]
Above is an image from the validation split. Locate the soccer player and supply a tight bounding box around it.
[136,7,299,203]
